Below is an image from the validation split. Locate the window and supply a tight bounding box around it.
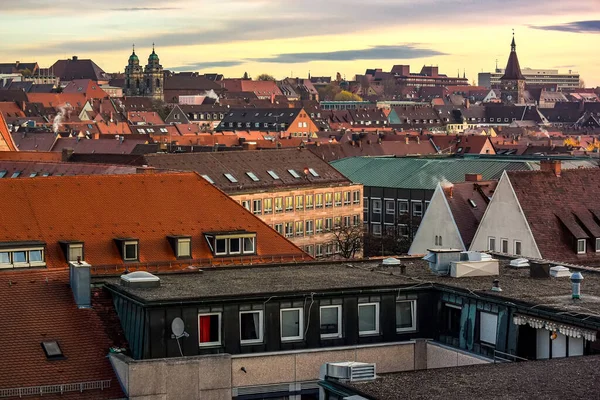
[577,239,586,254]
[315,193,324,208]
[246,172,259,182]
[198,313,221,346]
[243,237,255,254]
[372,199,382,215]
[281,308,304,341]
[308,168,319,177]
[177,238,191,258]
[358,303,379,336]
[316,219,323,234]
[343,191,351,206]
[295,221,304,237]
[215,238,227,255]
[596,238,600,253]
[396,300,416,332]
[285,222,294,238]
[305,245,314,256]
[398,224,409,237]
[343,216,351,227]
[385,200,395,215]
[275,223,283,235]
[353,190,360,205]
[444,304,462,337]
[205,233,256,256]
[398,200,409,215]
[41,341,64,360]
[316,244,323,257]
[68,243,83,262]
[288,169,301,179]
[325,193,333,207]
[334,192,342,207]
[488,237,496,252]
[240,310,263,344]
[320,305,342,338]
[412,201,423,217]
[435,235,443,246]
[353,214,360,227]
[252,199,262,215]
[275,197,283,213]
[306,220,314,235]
[267,170,280,180]
[122,241,138,261]
[229,238,241,254]
[501,238,508,253]
[285,196,294,212]
[372,224,382,236]
[11,171,21,178]
[201,174,214,184]
[479,312,498,345]
[241,200,251,211]
[264,198,273,214]
[325,218,333,232]
[224,173,238,183]
[515,240,522,255]
[296,195,304,210]
[305,194,314,209]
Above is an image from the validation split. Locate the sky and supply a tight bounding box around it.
[1,0,599,86]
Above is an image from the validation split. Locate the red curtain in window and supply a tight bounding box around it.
[199,315,211,343]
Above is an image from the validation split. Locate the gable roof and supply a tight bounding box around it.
[508,167,600,264]
[0,172,305,271]
[445,180,498,247]
[50,57,108,82]
[142,149,350,193]
[0,269,124,398]
[431,135,495,155]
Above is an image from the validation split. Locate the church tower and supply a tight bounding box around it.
[144,44,164,101]
[499,34,526,105]
[124,45,144,96]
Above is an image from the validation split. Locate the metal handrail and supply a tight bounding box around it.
[493,350,528,363]
[0,379,111,398]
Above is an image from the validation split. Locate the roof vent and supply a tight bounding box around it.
[325,362,376,382]
[382,257,401,266]
[550,265,570,278]
[120,271,160,288]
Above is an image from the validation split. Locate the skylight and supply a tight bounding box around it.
[469,199,477,208]
[41,341,64,360]
[11,171,21,178]
[29,172,37,177]
[267,170,280,180]
[201,174,214,184]
[308,168,319,177]
[0,171,6,178]
[224,173,238,183]
[246,172,259,182]
[288,169,301,179]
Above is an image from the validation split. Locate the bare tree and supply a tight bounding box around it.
[330,224,363,259]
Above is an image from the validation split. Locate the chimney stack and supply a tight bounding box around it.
[69,260,91,308]
[62,147,74,162]
[465,173,482,182]
[540,159,561,177]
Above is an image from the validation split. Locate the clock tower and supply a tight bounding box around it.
[499,34,525,105]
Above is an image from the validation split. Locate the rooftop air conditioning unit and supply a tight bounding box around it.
[423,249,462,275]
[324,362,376,382]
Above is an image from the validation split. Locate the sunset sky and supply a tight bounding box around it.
[1,0,599,86]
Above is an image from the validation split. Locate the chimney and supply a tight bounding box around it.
[465,173,482,182]
[62,147,74,162]
[271,93,275,104]
[72,56,78,61]
[540,159,561,177]
[69,260,91,308]
[405,136,409,145]
[529,260,551,279]
[442,185,454,198]
[416,136,420,144]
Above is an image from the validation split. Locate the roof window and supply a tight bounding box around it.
[468,199,477,208]
[224,173,238,183]
[267,170,280,180]
[204,232,256,257]
[201,174,214,184]
[0,171,6,178]
[246,172,259,182]
[288,169,301,179]
[41,341,65,360]
[11,171,21,178]
[167,236,192,259]
[308,168,319,177]
[114,238,139,262]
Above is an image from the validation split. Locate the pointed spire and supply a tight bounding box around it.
[511,29,516,52]
[132,44,135,54]
[152,42,155,53]
[463,69,466,79]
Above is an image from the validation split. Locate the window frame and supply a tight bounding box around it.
[239,310,264,345]
[411,200,423,217]
[488,237,496,252]
[320,305,342,339]
[395,300,417,333]
[577,239,586,254]
[252,199,262,215]
[280,307,304,342]
[501,238,509,253]
[479,311,498,346]
[514,240,522,256]
[398,200,409,215]
[123,240,139,261]
[198,312,222,347]
[358,302,380,336]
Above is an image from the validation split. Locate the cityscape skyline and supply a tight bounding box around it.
[1,1,599,85]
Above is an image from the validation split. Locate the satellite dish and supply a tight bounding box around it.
[171,317,186,339]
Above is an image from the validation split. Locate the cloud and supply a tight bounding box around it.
[109,7,182,11]
[247,44,446,64]
[170,61,244,71]
[532,20,600,33]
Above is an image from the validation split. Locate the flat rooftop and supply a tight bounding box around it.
[98,259,600,320]
[345,355,600,400]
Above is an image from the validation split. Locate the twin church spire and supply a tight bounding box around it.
[124,44,164,100]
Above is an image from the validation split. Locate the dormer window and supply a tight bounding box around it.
[167,236,192,259]
[114,238,139,262]
[204,232,257,257]
[59,241,84,262]
[577,239,586,254]
[596,238,600,253]
[0,241,46,269]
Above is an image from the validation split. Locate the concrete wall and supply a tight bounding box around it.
[469,172,541,258]
[110,341,491,399]
[409,184,465,255]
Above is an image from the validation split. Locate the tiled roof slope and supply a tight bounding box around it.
[509,168,600,264]
[445,180,497,247]
[0,160,138,177]
[143,148,351,193]
[0,269,124,399]
[0,172,304,270]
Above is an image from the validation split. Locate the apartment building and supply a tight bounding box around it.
[142,148,363,258]
[479,67,580,91]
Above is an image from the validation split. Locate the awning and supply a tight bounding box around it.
[513,314,597,342]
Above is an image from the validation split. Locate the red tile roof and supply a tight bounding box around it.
[0,269,124,398]
[509,167,600,265]
[0,151,62,162]
[0,172,306,272]
[62,79,109,99]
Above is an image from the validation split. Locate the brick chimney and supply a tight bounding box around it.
[465,173,482,182]
[62,147,74,162]
[540,159,561,177]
